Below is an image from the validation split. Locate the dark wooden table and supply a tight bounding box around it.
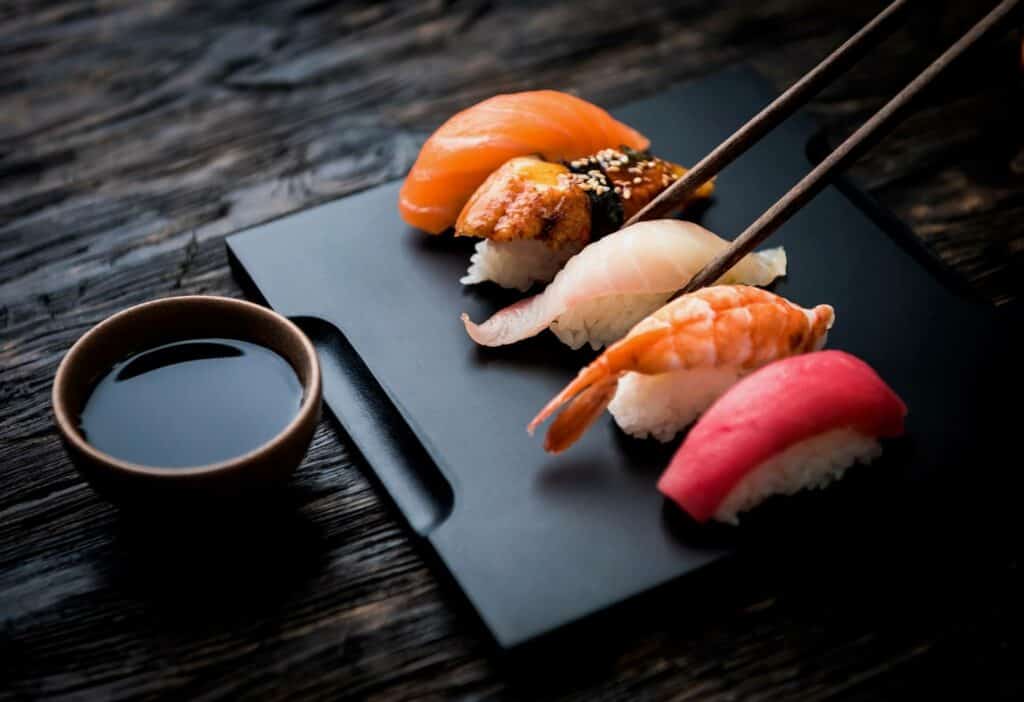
[3,1,1023,699]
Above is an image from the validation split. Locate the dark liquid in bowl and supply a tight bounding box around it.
[79,338,303,468]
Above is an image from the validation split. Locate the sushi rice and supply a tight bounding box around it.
[550,292,675,350]
[713,428,882,524]
[608,367,743,441]
[460,239,582,292]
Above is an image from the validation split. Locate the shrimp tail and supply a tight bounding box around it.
[527,362,609,436]
[527,322,671,438]
[542,376,620,454]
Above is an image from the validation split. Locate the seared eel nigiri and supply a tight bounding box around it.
[528,286,835,453]
[458,148,714,291]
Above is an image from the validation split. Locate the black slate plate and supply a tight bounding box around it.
[226,66,1021,649]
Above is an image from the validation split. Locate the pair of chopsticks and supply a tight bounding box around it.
[629,0,1022,296]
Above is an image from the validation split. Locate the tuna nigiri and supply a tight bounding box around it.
[658,351,907,524]
[399,91,650,235]
[457,149,713,290]
[528,286,835,453]
[462,220,786,349]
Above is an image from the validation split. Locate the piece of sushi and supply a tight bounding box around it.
[399,91,650,234]
[462,220,786,349]
[456,149,713,291]
[456,156,591,291]
[527,286,835,453]
[658,350,907,524]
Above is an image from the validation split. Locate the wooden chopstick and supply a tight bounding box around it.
[676,0,1022,296]
[625,0,912,227]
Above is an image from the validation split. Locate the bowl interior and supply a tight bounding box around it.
[54,296,318,467]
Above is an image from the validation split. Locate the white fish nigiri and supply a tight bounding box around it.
[461,220,787,349]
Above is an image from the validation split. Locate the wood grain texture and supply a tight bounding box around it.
[1,1,1022,700]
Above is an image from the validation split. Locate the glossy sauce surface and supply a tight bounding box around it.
[79,338,303,468]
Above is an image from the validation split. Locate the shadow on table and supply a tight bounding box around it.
[103,487,327,627]
[492,455,1024,698]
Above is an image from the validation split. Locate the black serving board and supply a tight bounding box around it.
[227,66,1020,649]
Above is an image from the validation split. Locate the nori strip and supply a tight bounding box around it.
[565,160,623,238]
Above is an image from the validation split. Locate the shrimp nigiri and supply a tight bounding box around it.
[462,220,785,349]
[528,286,835,453]
[457,150,713,290]
[399,91,649,235]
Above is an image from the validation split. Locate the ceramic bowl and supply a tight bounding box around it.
[52,295,321,507]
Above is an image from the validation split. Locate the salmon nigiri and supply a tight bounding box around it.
[528,286,835,453]
[462,220,785,349]
[659,351,906,524]
[399,90,649,235]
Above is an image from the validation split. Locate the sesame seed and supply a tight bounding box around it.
[633,176,642,184]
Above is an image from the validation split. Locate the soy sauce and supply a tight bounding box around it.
[79,338,303,468]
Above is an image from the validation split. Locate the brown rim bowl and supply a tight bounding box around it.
[52,295,322,508]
